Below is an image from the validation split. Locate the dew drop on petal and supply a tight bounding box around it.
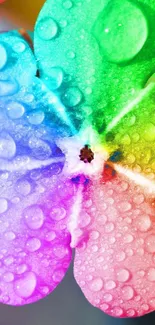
[105,280,116,290]
[62,87,82,107]
[26,238,41,252]
[37,17,59,40]
[147,268,155,282]
[24,205,44,230]
[122,286,134,300]
[0,198,8,214]
[14,272,37,298]
[116,269,130,282]
[6,101,25,119]
[0,133,16,159]
[89,277,103,292]
[145,235,155,253]
[0,43,7,70]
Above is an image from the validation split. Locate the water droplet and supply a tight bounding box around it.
[3,272,14,283]
[150,297,155,308]
[45,231,56,241]
[117,269,130,282]
[123,234,133,243]
[147,267,155,282]
[127,309,136,317]
[37,17,59,40]
[116,251,126,262]
[53,244,69,259]
[112,307,123,317]
[6,101,25,119]
[4,231,16,241]
[0,43,7,70]
[52,268,66,283]
[89,277,103,292]
[119,201,131,212]
[63,0,73,9]
[105,222,114,233]
[16,264,28,274]
[62,87,82,107]
[103,293,113,302]
[0,133,16,158]
[90,230,100,240]
[105,280,116,290]
[26,238,41,252]
[0,198,8,214]
[122,286,134,300]
[136,215,151,232]
[67,51,76,59]
[4,256,14,266]
[144,123,155,142]
[16,180,31,196]
[101,303,109,311]
[0,79,19,96]
[13,41,26,53]
[27,110,44,125]
[50,207,66,221]
[14,271,37,298]
[145,235,155,253]
[93,0,148,63]
[43,67,64,90]
[24,205,44,229]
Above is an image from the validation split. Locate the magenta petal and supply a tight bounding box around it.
[74,174,155,318]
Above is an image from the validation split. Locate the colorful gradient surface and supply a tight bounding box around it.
[1,0,155,319]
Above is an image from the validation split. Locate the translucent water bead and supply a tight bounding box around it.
[93,0,148,63]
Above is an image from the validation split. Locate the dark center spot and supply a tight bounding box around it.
[79,144,94,163]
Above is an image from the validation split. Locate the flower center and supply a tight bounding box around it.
[79,144,94,163]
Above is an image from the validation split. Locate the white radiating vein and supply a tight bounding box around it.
[0,156,65,172]
[105,82,154,133]
[68,184,83,248]
[114,163,155,193]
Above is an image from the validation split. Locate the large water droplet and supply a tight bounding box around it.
[37,17,59,40]
[144,123,155,142]
[16,180,31,196]
[105,280,116,290]
[93,0,148,63]
[27,110,45,125]
[14,271,37,298]
[145,235,155,253]
[24,205,44,230]
[43,67,64,90]
[3,272,14,283]
[122,285,134,300]
[136,214,151,232]
[0,44,7,70]
[4,231,16,241]
[6,101,25,119]
[26,238,41,252]
[89,277,103,292]
[117,268,130,282]
[0,133,16,158]
[0,198,8,214]
[62,87,83,107]
[0,79,19,96]
[147,268,155,282]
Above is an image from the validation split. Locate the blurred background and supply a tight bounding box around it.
[0,0,155,324]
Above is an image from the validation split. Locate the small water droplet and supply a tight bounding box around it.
[3,272,14,283]
[145,235,155,253]
[67,50,76,59]
[105,222,114,233]
[0,133,16,158]
[127,309,136,317]
[103,293,113,302]
[50,207,66,221]
[24,205,44,230]
[45,231,56,241]
[63,0,73,9]
[101,303,109,311]
[0,198,8,214]
[136,215,151,232]
[90,230,100,240]
[147,267,155,282]
[27,110,44,125]
[16,264,28,274]
[105,280,116,290]
[26,238,41,252]
[122,286,134,300]
[37,17,59,40]
[123,234,133,243]
[16,179,31,196]
[52,268,66,283]
[117,269,130,282]
[89,277,103,292]
[4,231,16,241]
[43,67,64,90]
[6,101,25,119]
[62,87,82,107]
[116,251,126,261]
[13,41,26,53]
[53,244,70,259]
[14,271,37,298]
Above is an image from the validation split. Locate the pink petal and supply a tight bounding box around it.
[74,172,155,317]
